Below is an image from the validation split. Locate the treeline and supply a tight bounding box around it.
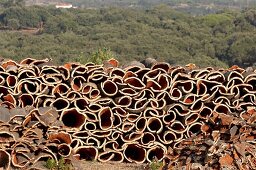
[63,0,256,9]
[62,0,256,15]
[0,5,255,67]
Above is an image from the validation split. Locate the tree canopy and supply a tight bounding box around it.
[0,5,255,67]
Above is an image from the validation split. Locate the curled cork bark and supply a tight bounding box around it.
[0,58,256,168]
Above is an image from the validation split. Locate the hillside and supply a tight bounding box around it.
[24,0,256,15]
[0,5,255,67]
[26,0,256,8]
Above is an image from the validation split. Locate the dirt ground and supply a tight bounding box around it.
[73,161,148,170]
[29,159,149,170]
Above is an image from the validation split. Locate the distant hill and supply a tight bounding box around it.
[62,0,256,7]
[25,0,256,15]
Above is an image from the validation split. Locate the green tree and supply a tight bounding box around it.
[244,9,256,26]
[0,0,24,7]
[7,18,20,30]
[2,6,41,28]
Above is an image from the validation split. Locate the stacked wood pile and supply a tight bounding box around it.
[0,58,255,169]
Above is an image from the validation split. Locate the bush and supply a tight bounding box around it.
[7,18,20,29]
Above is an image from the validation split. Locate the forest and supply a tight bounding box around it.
[45,0,256,10]
[0,3,255,67]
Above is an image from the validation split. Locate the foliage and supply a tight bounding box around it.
[0,5,254,67]
[89,47,115,64]
[149,159,163,170]
[45,158,56,169]
[45,157,72,170]
[0,0,24,8]
[77,47,115,64]
[6,18,20,29]
[63,0,256,11]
